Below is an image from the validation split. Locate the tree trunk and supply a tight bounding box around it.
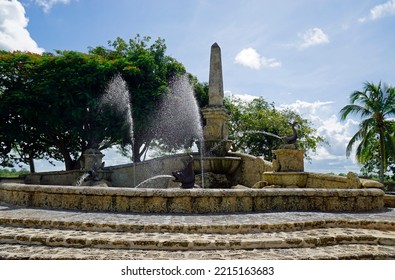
[49,135,76,171]
[132,143,142,163]
[28,155,35,173]
[64,155,75,171]
[379,129,386,183]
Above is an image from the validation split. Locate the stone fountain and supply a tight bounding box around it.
[0,43,387,213]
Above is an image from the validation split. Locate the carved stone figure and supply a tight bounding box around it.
[172,155,196,188]
[278,121,299,149]
[281,121,298,145]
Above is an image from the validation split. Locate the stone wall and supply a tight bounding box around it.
[24,170,112,186]
[0,183,384,213]
[261,172,384,189]
[384,195,395,208]
[106,154,189,188]
[228,152,272,187]
[106,152,272,188]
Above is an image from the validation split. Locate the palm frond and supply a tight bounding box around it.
[339,104,372,121]
[346,128,365,157]
[341,81,395,179]
[355,129,376,163]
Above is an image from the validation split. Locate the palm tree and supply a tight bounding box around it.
[340,81,395,182]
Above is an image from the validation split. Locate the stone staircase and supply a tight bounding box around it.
[0,208,395,260]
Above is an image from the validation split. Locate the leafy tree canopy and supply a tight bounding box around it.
[225,96,325,161]
[360,120,395,181]
[340,81,395,182]
[0,35,204,170]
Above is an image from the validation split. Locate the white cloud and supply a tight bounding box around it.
[234,47,281,70]
[34,0,74,13]
[0,0,44,53]
[224,90,259,102]
[298,28,329,49]
[279,100,334,115]
[280,100,360,172]
[310,114,360,173]
[317,115,359,147]
[359,0,395,22]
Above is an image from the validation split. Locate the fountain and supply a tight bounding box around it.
[0,43,387,213]
[148,74,205,188]
[73,74,134,187]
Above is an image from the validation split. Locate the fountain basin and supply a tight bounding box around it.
[200,139,233,157]
[193,156,241,175]
[261,172,385,189]
[261,172,308,187]
[0,183,385,213]
[24,170,113,186]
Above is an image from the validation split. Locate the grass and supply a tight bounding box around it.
[0,168,29,178]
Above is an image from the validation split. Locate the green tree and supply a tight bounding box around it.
[225,96,325,161]
[0,51,56,172]
[340,82,395,182]
[359,120,395,180]
[0,36,205,170]
[89,35,187,162]
[0,50,122,170]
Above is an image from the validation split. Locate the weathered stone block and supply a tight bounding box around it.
[237,196,253,212]
[145,196,167,213]
[272,149,304,172]
[306,173,348,188]
[128,197,145,212]
[384,195,395,208]
[261,172,308,187]
[219,197,237,212]
[62,194,83,210]
[0,183,385,213]
[254,196,271,211]
[114,196,130,212]
[360,179,384,189]
[347,172,362,188]
[193,197,220,213]
[168,197,192,213]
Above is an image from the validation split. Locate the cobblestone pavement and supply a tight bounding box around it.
[1,244,395,260]
[0,202,394,260]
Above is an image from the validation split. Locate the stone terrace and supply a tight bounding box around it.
[0,201,394,260]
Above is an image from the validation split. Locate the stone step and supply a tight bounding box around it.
[1,243,395,260]
[1,225,394,251]
[1,216,395,234]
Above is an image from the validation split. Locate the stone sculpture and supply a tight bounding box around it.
[273,121,303,172]
[172,155,196,188]
[281,121,299,145]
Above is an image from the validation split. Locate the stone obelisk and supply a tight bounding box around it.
[208,43,224,106]
[202,43,231,156]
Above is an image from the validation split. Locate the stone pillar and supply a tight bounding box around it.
[202,108,229,140]
[272,149,304,172]
[208,43,224,106]
[201,43,232,156]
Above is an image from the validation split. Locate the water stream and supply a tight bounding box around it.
[244,130,282,139]
[99,74,136,186]
[152,74,205,188]
[134,175,174,188]
[75,172,90,187]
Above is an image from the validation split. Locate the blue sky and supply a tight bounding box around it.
[1,0,395,174]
